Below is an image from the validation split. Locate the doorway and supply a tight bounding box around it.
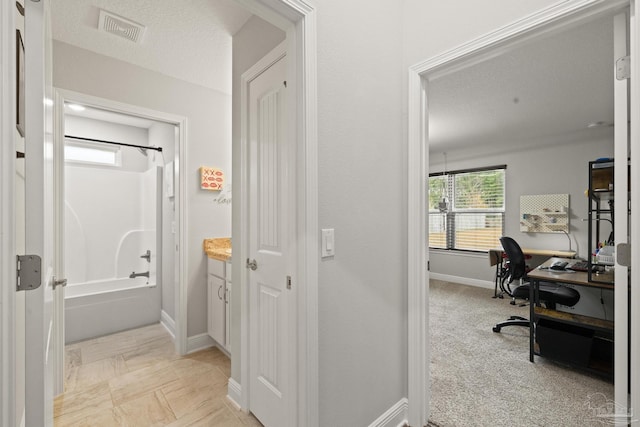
[62,103,171,343]
[53,89,187,357]
[407,2,634,426]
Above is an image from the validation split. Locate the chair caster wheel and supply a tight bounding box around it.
[492,326,501,333]
[510,301,516,305]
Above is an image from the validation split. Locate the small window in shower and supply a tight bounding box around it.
[64,141,121,166]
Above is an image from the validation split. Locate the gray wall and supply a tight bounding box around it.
[230,15,285,383]
[233,5,408,425]
[316,2,406,425]
[53,40,232,338]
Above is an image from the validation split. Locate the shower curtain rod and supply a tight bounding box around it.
[64,135,163,153]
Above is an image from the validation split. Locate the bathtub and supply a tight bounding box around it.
[65,277,161,344]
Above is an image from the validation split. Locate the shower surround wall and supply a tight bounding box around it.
[63,116,163,343]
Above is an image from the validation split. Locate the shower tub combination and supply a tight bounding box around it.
[65,275,159,343]
[64,163,163,343]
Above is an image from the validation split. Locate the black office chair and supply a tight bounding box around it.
[492,236,581,333]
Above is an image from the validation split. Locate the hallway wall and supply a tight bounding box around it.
[314,2,406,425]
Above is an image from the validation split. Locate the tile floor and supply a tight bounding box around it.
[54,323,262,427]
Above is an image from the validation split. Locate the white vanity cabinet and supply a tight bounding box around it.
[207,257,231,351]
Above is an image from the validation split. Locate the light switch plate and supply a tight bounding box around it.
[321,228,335,257]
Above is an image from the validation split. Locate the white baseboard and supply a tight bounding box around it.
[186,333,215,354]
[160,310,175,338]
[227,378,242,409]
[367,398,408,427]
[430,272,494,290]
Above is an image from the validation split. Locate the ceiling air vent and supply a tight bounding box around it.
[98,9,146,43]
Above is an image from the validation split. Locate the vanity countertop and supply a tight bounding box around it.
[203,238,231,261]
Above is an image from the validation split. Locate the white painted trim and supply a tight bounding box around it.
[51,89,189,358]
[367,398,408,427]
[186,333,215,354]
[160,310,176,338]
[52,89,65,397]
[613,10,630,417]
[293,7,319,426]
[176,112,188,357]
[407,66,428,427]
[407,1,631,426]
[0,0,16,424]
[236,1,318,426]
[429,273,494,290]
[629,0,640,420]
[227,378,242,408]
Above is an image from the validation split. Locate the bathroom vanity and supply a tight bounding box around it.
[203,238,232,352]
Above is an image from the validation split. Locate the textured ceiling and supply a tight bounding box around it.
[428,13,615,153]
[51,0,253,94]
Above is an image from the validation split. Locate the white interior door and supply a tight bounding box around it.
[612,10,630,418]
[247,46,295,427]
[23,0,55,425]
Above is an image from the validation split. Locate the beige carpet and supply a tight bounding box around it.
[428,280,614,427]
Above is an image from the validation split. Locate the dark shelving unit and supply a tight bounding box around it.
[588,160,615,284]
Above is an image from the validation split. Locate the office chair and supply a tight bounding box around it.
[492,236,581,333]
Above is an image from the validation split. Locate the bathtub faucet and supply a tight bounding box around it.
[129,271,149,279]
[140,250,151,262]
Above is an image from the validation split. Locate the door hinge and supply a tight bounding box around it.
[617,243,631,267]
[286,275,292,290]
[16,255,42,292]
[616,55,630,80]
[427,260,430,271]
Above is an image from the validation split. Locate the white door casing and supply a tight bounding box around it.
[408,1,634,426]
[627,0,640,419]
[53,88,187,354]
[613,10,630,417]
[24,0,55,425]
[246,44,295,427]
[234,1,318,424]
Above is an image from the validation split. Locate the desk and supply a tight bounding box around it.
[489,247,577,297]
[528,257,614,379]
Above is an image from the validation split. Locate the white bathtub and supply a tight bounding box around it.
[65,277,161,343]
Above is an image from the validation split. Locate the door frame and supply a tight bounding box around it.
[407,0,635,425]
[0,0,17,425]
[52,88,189,355]
[233,0,318,425]
[0,0,318,425]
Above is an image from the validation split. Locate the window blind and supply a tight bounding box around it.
[428,166,505,252]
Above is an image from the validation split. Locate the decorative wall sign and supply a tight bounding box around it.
[200,166,224,191]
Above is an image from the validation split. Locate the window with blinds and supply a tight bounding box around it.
[428,166,505,252]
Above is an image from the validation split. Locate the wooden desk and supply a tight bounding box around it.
[527,257,614,379]
[488,247,577,267]
[489,247,577,297]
